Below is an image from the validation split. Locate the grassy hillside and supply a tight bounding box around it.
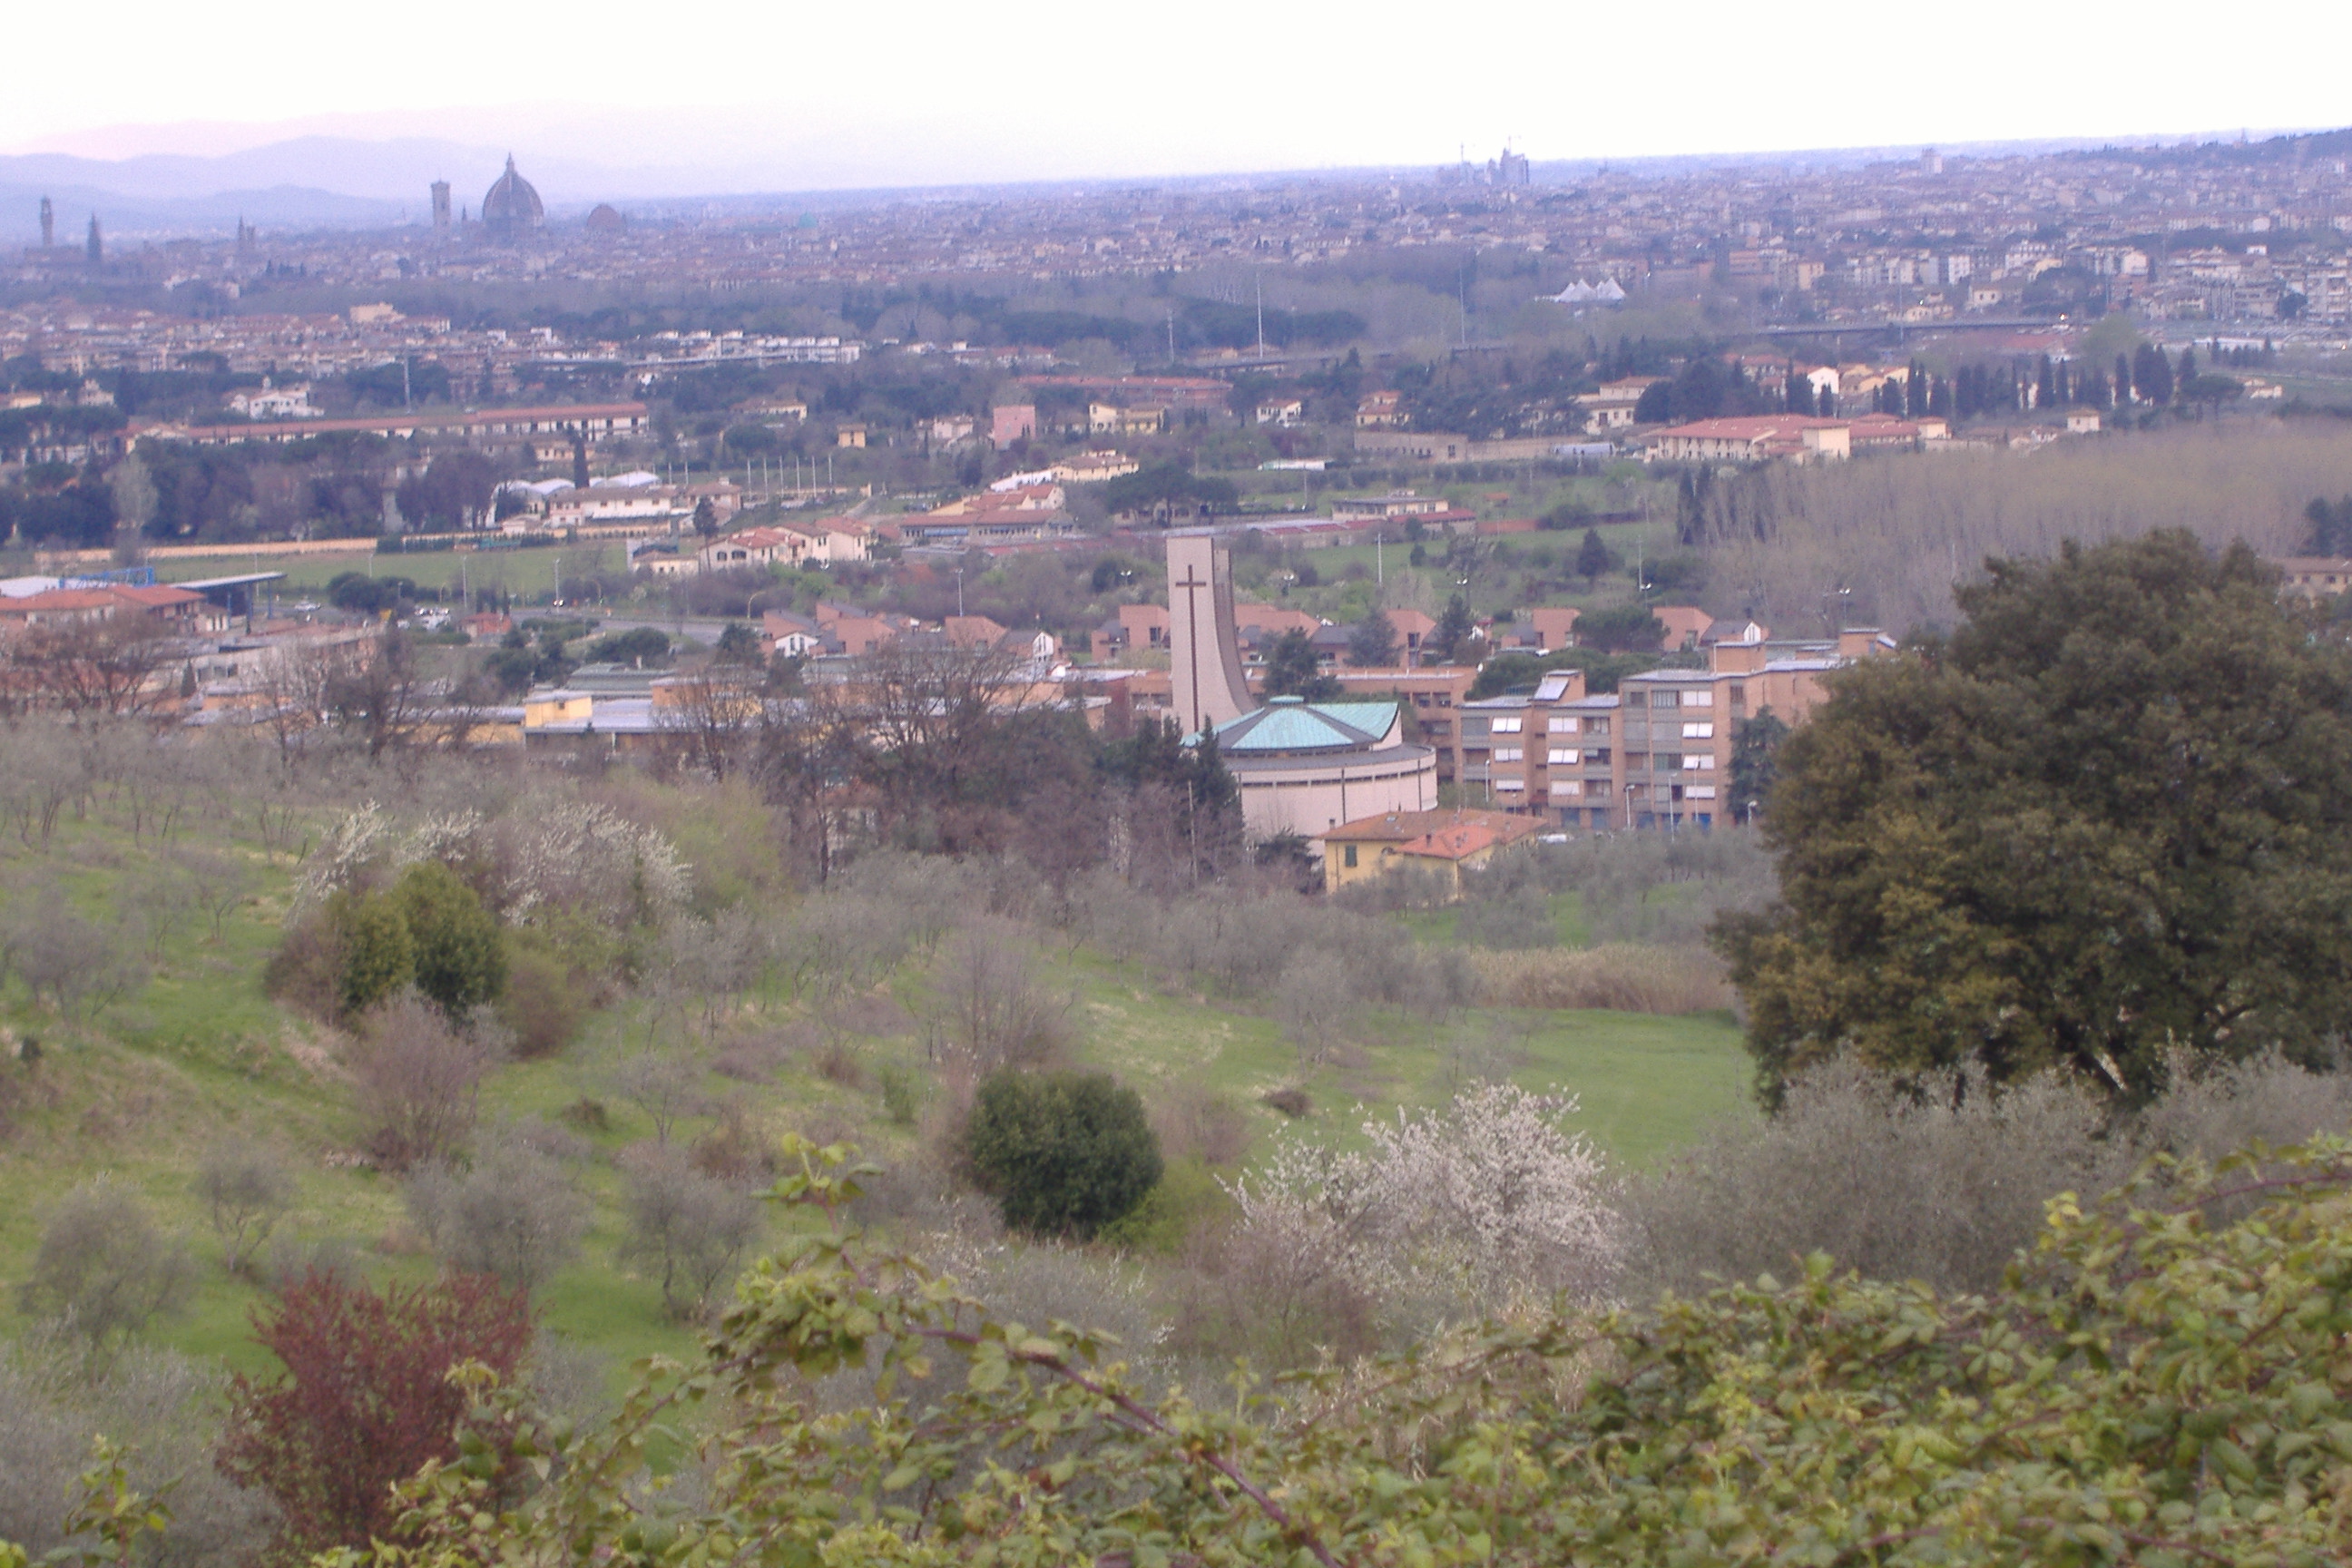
[0,758,1749,1388]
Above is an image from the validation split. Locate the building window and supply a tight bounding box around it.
[1626,751,1647,771]
[1730,682,1747,710]
[1682,690,1712,708]
[1651,691,1680,710]
[1548,715,1580,733]
[1681,721,1715,740]
[1585,716,1609,736]
[1683,754,1715,770]
[1494,746,1523,762]
[1343,845,1357,868]
[1491,716,1523,734]
[1548,748,1578,765]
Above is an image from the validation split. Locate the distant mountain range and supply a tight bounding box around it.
[4,125,2337,247]
[0,135,608,241]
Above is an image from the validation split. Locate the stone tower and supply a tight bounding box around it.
[85,214,102,267]
[1166,535,1258,738]
[39,196,53,249]
[431,180,452,229]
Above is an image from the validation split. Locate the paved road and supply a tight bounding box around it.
[538,610,749,643]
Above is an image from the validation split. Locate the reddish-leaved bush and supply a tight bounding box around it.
[217,1269,534,1554]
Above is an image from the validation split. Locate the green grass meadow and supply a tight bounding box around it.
[0,796,1749,1384]
[158,544,630,602]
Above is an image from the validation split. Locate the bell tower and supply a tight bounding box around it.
[1166,535,1258,738]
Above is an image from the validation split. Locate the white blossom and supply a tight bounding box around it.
[293,800,394,911]
[296,799,690,930]
[1230,1083,1624,1318]
[504,801,691,927]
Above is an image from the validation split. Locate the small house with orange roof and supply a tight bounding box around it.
[1315,806,1545,897]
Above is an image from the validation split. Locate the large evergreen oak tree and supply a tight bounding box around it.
[1717,531,2352,1101]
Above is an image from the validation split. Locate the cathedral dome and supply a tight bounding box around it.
[584,202,625,233]
[481,155,543,238]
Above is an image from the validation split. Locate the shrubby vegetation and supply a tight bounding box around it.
[190,1134,2352,1568]
[6,532,2352,1563]
[0,1330,272,1568]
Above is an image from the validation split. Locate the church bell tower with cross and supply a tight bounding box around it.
[1167,535,1258,738]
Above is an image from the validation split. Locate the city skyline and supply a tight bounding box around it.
[13,0,2352,192]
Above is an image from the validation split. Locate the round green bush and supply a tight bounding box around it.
[965,1069,1163,1240]
[330,891,414,1018]
[393,860,506,1017]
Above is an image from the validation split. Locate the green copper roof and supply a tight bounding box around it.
[1207,698,1399,754]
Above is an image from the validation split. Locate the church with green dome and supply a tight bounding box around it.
[1167,536,1436,841]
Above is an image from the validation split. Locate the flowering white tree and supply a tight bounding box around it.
[295,800,689,931]
[1230,1083,1624,1324]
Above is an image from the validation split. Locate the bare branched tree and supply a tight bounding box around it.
[252,638,365,773]
[176,848,255,942]
[0,723,81,848]
[351,995,494,1171]
[5,615,180,720]
[19,1177,196,1352]
[403,1138,589,1292]
[928,917,1073,1071]
[615,1141,763,1320]
[655,662,764,781]
[1273,949,1360,1067]
[611,1050,709,1145]
[323,631,428,761]
[194,1142,296,1277]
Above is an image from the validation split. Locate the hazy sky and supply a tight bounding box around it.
[16,0,2352,186]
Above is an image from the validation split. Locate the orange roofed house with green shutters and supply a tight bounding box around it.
[1313,807,1544,898]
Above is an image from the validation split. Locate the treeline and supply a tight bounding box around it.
[924,296,1366,355]
[1681,423,2351,633]
[0,442,515,548]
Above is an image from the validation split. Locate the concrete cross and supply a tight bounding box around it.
[1173,562,1210,734]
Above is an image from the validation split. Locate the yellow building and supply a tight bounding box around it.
[1315,807,1544,898]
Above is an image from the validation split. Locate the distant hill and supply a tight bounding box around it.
[0,178,407,242]
[0,136,616,242]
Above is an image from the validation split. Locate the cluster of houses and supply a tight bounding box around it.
[0,575,224,637]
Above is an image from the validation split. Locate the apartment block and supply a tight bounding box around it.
[1458,629,1896,829]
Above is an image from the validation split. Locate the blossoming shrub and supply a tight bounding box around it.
[1229,1082,1624,1332]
